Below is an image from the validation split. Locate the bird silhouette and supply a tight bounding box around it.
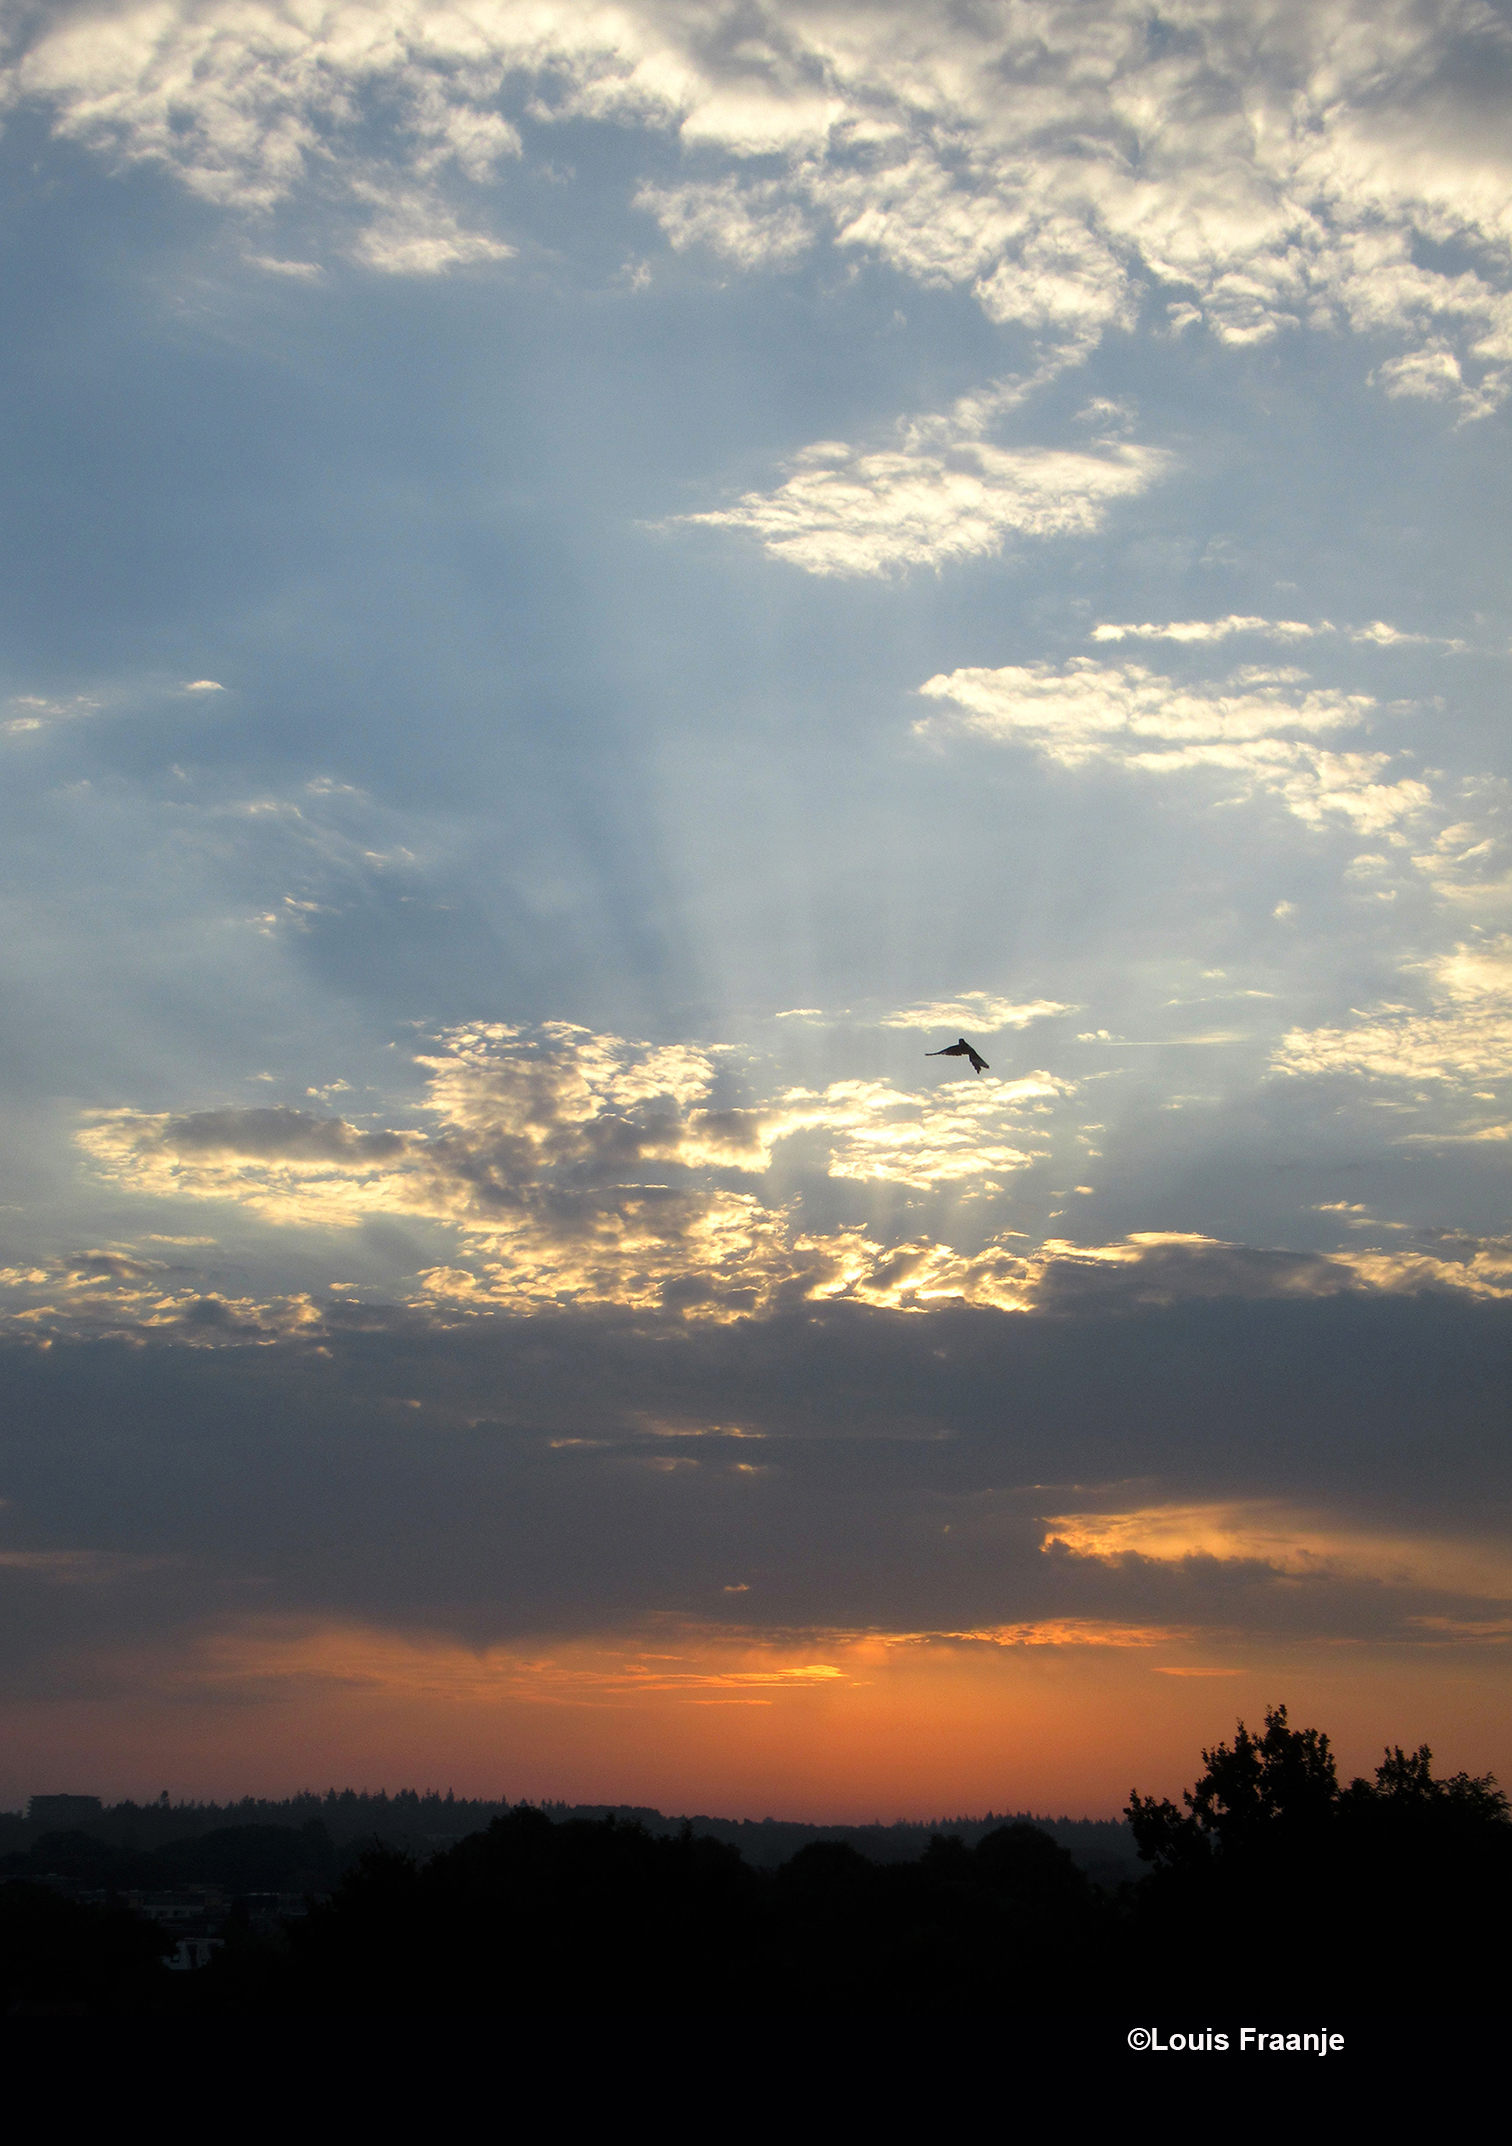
[927,1037,989,1075]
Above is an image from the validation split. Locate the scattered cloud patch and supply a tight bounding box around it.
[1412,805,1512,910]
[1091,617,1468,651]
[634,175,813,269]
[243,255,323,280]
[61,1021,1509,1330]
[4,693,102,735]
[1273,936,1512,1091]
[917,658,1431,829]
[347,191,515,275]
[682,382,1164,575]
[1042,1500,1512,1598]
[878,993,1074,1034]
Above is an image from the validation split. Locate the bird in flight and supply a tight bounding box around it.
[927,1037,989,1075]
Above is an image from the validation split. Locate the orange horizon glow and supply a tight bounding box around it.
[5,1618,1509,1823]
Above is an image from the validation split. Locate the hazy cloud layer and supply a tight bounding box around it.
[4,1280,1511,1701]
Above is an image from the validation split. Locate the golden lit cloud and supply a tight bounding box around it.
[1043,1501,1512,1598]
[181,1615,1184,1720]
[70,1023,1080,1319]
[17,1018,1503,1341]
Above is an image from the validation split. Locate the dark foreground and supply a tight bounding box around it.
[3,1709,1507,2014]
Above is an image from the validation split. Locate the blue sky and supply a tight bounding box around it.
[1,1,1510,1812]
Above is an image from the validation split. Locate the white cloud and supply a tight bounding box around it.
[7,1,1511,394]
[877,993,1073,1033]
[1374,338,1468,401]
[681,406,1163,575]
[346,189,515,275]
[1273,935,1512,1087]
[1091,616,1468,650]
[633,175,813,269]
[916,657,1431,828]
[1410,800,1512,910]
[244,255,323,280]
[762,1075,1066,1192]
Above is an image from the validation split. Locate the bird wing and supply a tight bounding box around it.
[966,1046,989,1073]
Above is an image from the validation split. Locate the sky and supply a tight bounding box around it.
[2,0,1511,1820]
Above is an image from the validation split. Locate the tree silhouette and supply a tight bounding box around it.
[1126,1706,1512,2013]
[1127,1704,1338,1868]
[4,1708,1507,2013]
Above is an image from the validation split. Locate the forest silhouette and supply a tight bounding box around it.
[3,1708,1506,2013]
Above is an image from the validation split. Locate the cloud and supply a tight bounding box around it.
[1025,1232,1512,1310]
[917,657,1370,760]
[0,1550,171,1583]
[1041,1499,1512,1599]
[1374,338,1470,402]
[6,1230,1512,1710]
[1091,616,1467,651]
[1410,805,1512,910]
[37,1014,1512,1335]
[633,175,813,269]
[69,1023,1073,1318]
[681,406,1163,575]
[878,993,1074,1034]
[15,1165,1512,1352]
[243,255,323,280]
[1273,935,1512,1090]
[764,1077,1064,1194]
[3,693,103,736]
[916,656,1431,829]
[347,190,516,275]
[6,1,1511,403]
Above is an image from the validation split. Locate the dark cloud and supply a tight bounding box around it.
[163,1108,411,1164]
[1,1283,1507,1691]
[60,1250,181,1282]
